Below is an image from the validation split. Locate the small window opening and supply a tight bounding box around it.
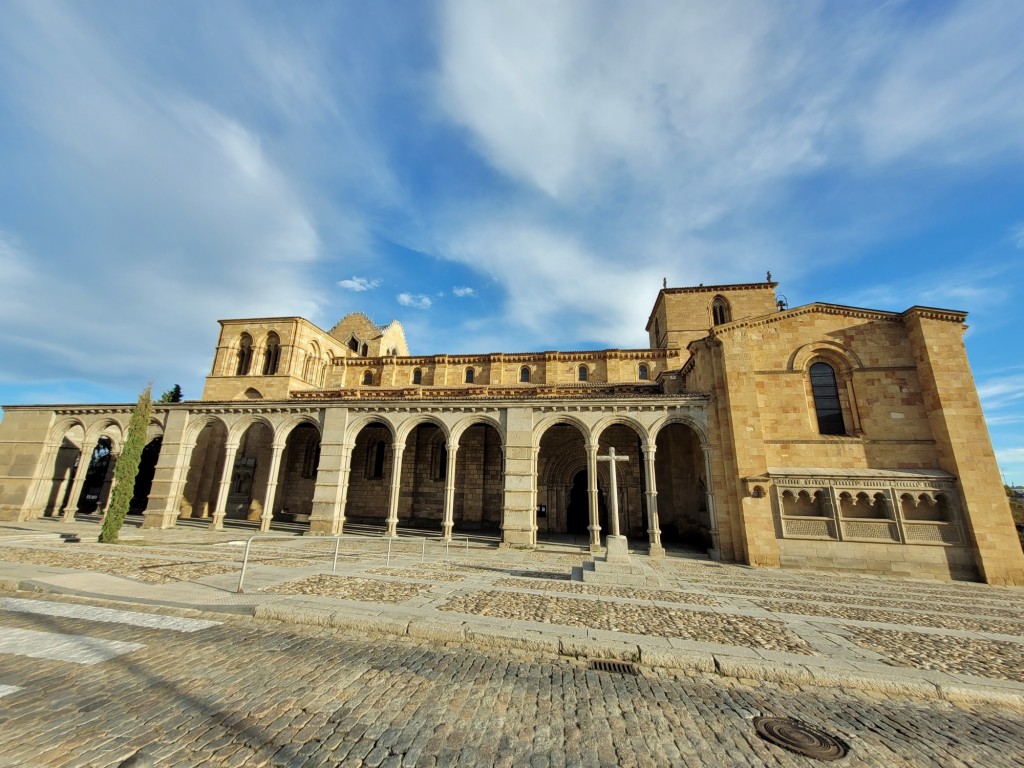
[465,368,474,384]
[362,370,373,386]
[371,441,386,478]
[810,362,845,435]
[412,368,422,385]
[577,365,588,382]
[638,364,649,381]
[519,366,530,383]
[348,336,359,352]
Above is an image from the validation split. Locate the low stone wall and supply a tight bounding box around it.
[777,538,978,581]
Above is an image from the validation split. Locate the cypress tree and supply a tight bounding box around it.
[99,384,154,544]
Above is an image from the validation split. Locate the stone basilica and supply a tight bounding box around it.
[1,279,1022,585]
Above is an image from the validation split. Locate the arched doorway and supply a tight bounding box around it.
[271,422,321,524]
[129,436,163,516]
[401,422,447,530]
[654,422,713,550]
[179,420,229,520]
[346,421,393,526]
[596,423,645,539]
[224,421,273,523]
[453,422,502,534]
[536,422,599,539]
[76,436,114,514]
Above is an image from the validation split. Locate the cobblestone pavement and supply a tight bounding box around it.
[0,593,1022,768]
[1,518,1023,704]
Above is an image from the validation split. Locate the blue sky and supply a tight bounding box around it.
[1,1,1023,480]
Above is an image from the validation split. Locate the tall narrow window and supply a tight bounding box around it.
[262,332,281,375]
[638,363,650,380]
[519,366,530,383]
[810,362,845,435]
[412,368,422,385]
[712,297,730,325]
[360,343,368,357]
[348,336,359,352]
[577,365,588,382]
[362,370,373,386]
[465,368,474,384]
[372,441,386,478]
[236,333,254,375]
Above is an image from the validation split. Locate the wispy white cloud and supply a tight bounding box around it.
[1011,223,1024,249]
[338,276,382,292]
[452,286,475,297]
[397,293,433,309]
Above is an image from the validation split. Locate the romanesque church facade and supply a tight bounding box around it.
[2,280,1021,585]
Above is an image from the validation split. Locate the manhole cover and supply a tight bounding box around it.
[588,660,638,675]
[753,716,849,761]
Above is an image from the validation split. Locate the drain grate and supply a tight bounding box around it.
[753,716,849,761]
[588,660,638,675]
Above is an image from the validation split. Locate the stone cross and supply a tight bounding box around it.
[597,447,629,537]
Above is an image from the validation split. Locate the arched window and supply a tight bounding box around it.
[236,333,254,375]
[465,368,475,384]
[348,336,359,352]
[519,366,530,383]
[577,365,588,382]
[712,296,730,325]
[638,364,650,381]
[360,343,368,357]
[371,441,386,478]
[412,368,422,385]
[362,370,373,386]
[810,362,845,435]
[262,332,281,375]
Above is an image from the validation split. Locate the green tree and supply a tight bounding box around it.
[159,384,183,403]
[99,384,154,544]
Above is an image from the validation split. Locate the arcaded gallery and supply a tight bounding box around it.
[1,280,1021,586]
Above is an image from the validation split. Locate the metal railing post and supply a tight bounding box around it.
[236,535,258,593]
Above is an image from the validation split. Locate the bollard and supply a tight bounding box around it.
[387,536,393,566]
[333,535,341,572]
[421,537,426,563]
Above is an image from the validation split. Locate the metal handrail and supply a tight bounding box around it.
[235,532,473,593]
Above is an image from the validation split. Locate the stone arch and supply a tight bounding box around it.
[591,415,650,446]
[262,331,282,375]
[236,332,255,375]
[38,421,87,517]
[533,414,594,448]
[224,419,275,523]
[449,415,505,446]
[536,420,601,538]
[594,421,647,539]
[788,340,863,374]
[395,415,451,446]
[653,420,714,551]
[179,418,230,521]
[242,388,263,400]
[346,420,395,525]
[710,295,731,326]
[270,421,321,525]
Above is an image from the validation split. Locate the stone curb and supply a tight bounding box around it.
[4,579,1024,712]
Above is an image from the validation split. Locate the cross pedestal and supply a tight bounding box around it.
[597,447,631,563]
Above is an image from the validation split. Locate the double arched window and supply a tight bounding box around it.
[711,296,730,325]
[262,332,281,375]
[236,333,254,375]
[809,362,845,435]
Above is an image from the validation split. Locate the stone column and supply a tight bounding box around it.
[441,440,459,540]
[386,443,405,537]
[641,441,664,557]
[310,408,350,535]
[98,452,121,519]
[702,448,721,558]
[586,442,601,552]
[25,442,60,519]
[259,442,287,533]
[62,443,94,522]
[210,441,240,531]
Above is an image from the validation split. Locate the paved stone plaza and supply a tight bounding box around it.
[0,517,1022,765]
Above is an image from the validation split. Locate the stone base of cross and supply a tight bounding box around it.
[598,447,631,564]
